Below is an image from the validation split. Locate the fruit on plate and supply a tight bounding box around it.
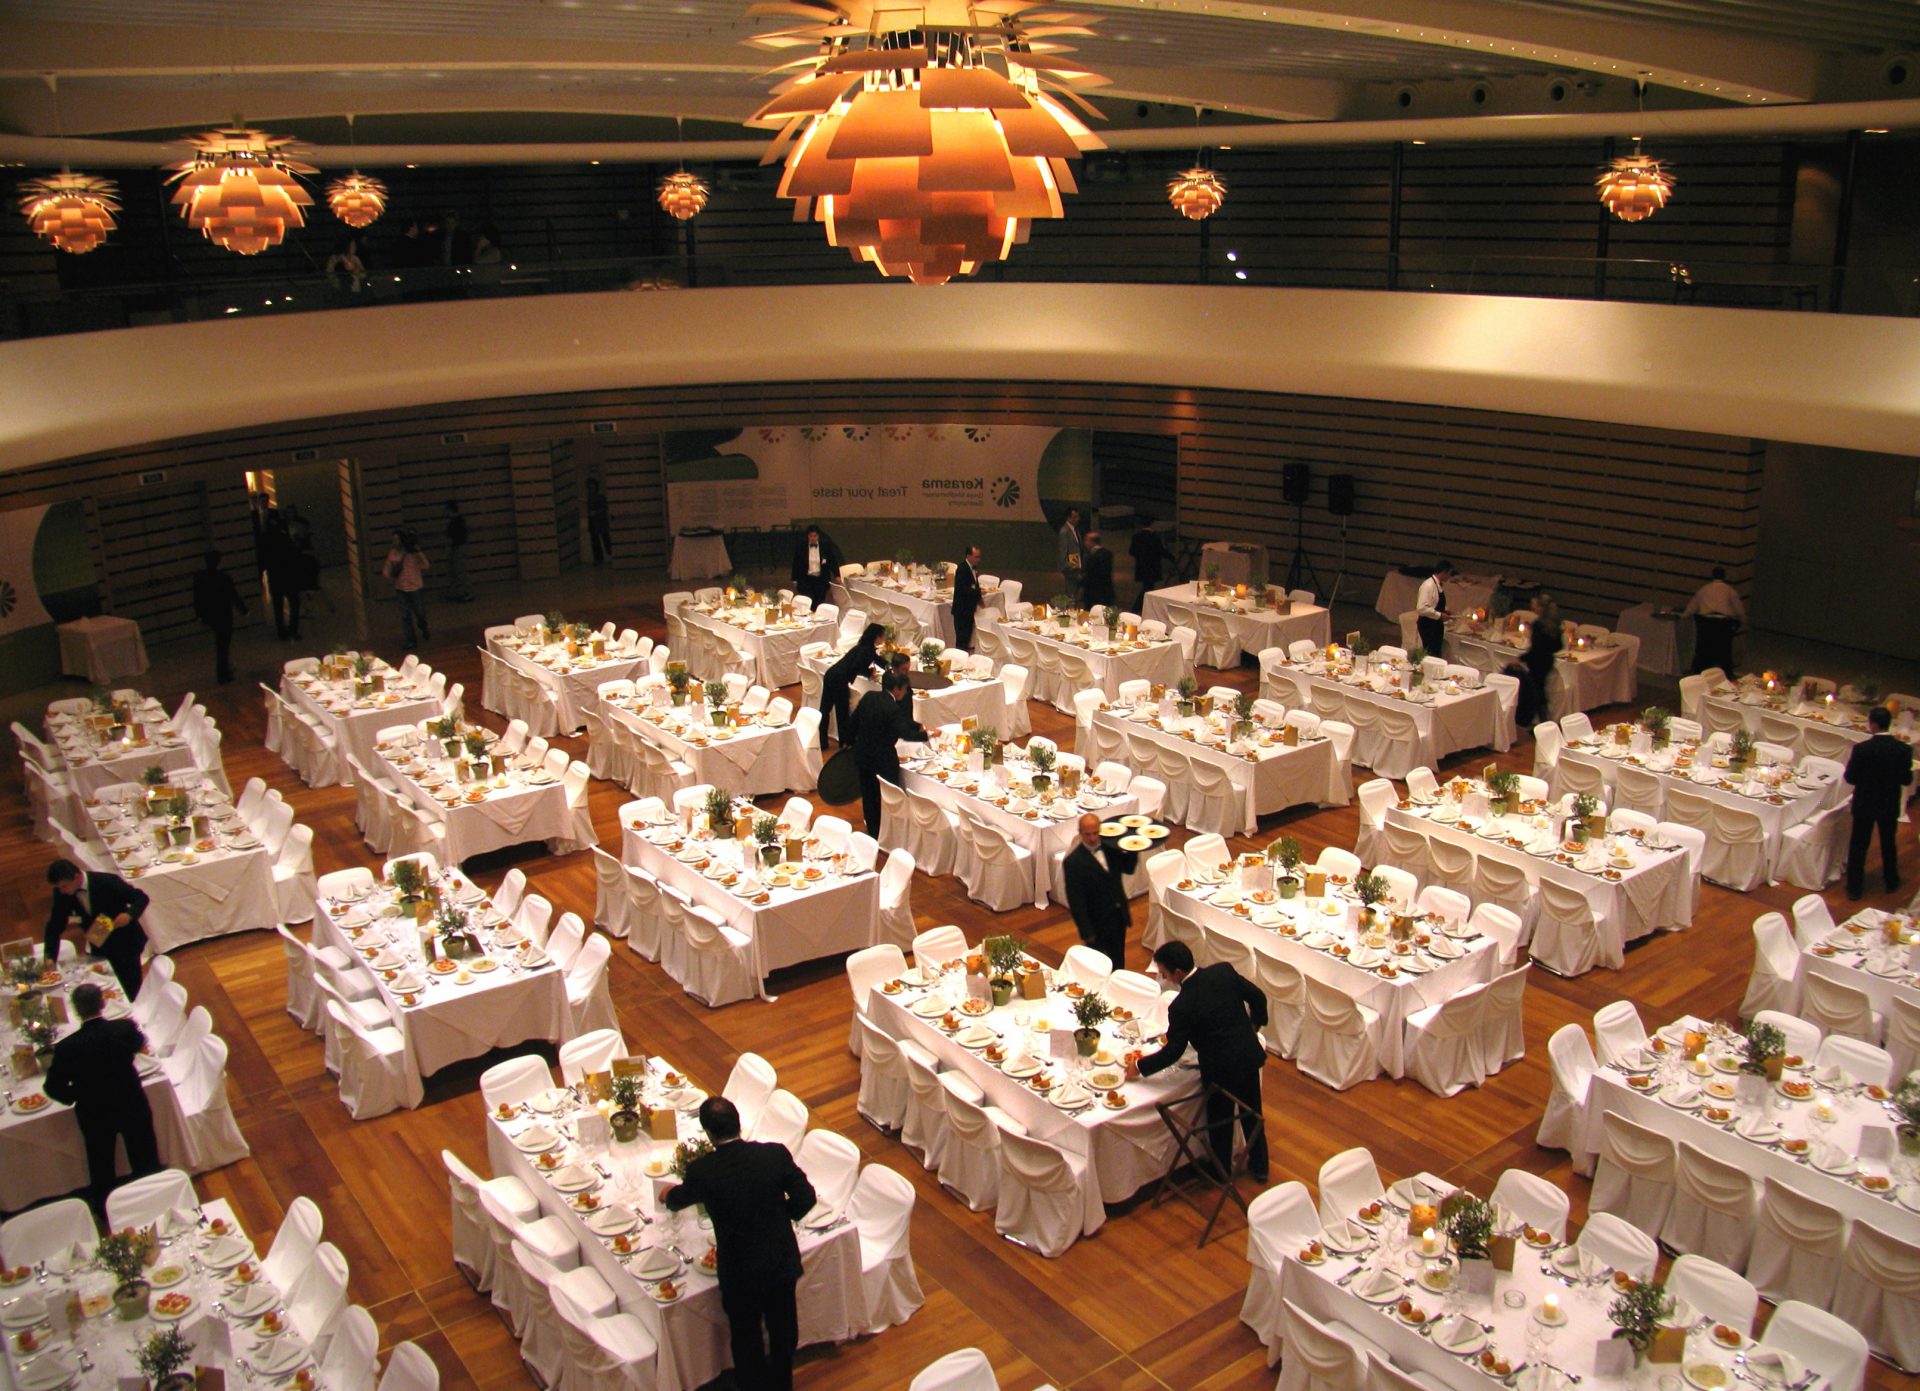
[1298,1240,1325,1261]
[154,1292,192,1316]
[429,959,459,975]
[1524,1227,1554,1247]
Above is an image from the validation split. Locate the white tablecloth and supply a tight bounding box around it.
[0,966,198,1210]
[1445,631,1639,719]
[48,698,200,801]
[487,1061,868,1391]
[869,980,1200,1208]
[283,665,441,779]
[832,576,1006,649]
[1081,708,1349,836]
[976,618,1189,714]
[1169,885,1496,1078]
[1142,584,1332,661]
[488,633,645,735]
[669,531,731,580]
[622,824,879,985]
[1375,569,1498,623]
[679,607,835,689]
[607,700,813,798]
[1801,910,1920,1022]
[56,615,148,683]
[1384,805,1693,974]
[1617,603,1688,675]
[315,877,569,1079]
[1262,665,1508,779]
[800,650,1009,741]
[374,745,575,864]
[1700,691,1875,763]
[1200,542,1268,587]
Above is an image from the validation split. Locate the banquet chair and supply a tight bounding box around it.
[1315,1147,1385,1229]
[1832,1222,1920,1372]
[316,1316,380,1391]
[1611,763,1665,822]
[1071,687,1105,747]
[722,1053,779,1135]
[1553,753,1607,803]
[166,1022,248,1171]
[258,796,296,858]
[105,1168,199,1231]
[997,663,1033,738]
[276,925,322,1032]
[1740,912,1801,1019]
[1353,779,1396,864]
[588,847,633,942]
[1182,832,1230,879]
[1276,1301,1384,1391]
[1530,878,1610,976]
[1185,757,1247,837]
[1141,849,1186,953]
[847,829,881,874]
[326,1001,420,1117]
[1888,995,1920,1084]
[260,1194,325,1296]
[1476,963,1530,1076]
[1589,1111,1677,1236]
[1192,609,1238,668]
[1592,1000,1649,1065]
[1157,906,1211,971]
[953,813,1034,911]
[1106,968,1162,1028]
[1366,1363,1429,1391]
[1370,863,1419,913]
[479,1056,554,1111]
[496,719,530,759]
[1061,943,1112,991]
[1675,789,1769,891]
[1747,1177,1847,1311]
[908,1349,998,1391]
[795,1129,862,1217]
[286,1241,351,1356]
[1481,674,1521,747]
[751,1089,809,1153]
[1751,1010,1821,1063]
[1403,766,1440,802]
[139,981,191,1055]
[442,1150,537,1294]
[1767,1305,1871,1391]
[547,911,588,971]
[1402,982,1489,1096]
[515,894,555,949]
[275,824,319,925]
[1799,972,1883,1044]
[854,1015,910,1131]
[1558,712,1594,743]
[1790,893,1836,949]
[563,935,618,1039]
[811,813,853,856]
[558,1028,626,1085]
[994,1128,1100,1256]
[0,1199,97,1268]
[1240,1182,1321,1364]
[911,924,969,973]
[1777,807,1848,890]
[1314,846,1361,880]
[874,848,916,948]
[850,1164,925,1332]
[1536,1024,1598,1174]
[1814,1034,1893,1088]
[1247,953,1305,1059]
[937,1076,1019,1211]
[1668,1254,1760,1336]
[1574,1212,1659,1282]
[845,943,907,1052]
[1415,884,1470,925]
[1664,1143,1759,1270]
[900,1046,971,1172]
[1490,1170,1569,1243]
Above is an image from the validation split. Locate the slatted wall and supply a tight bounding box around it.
[597,434,670,572]
[362,444,518,596]
[86,472,258,650]
[1092,431,1179,521]
[549,437,582,574]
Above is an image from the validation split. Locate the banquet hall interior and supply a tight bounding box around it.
[3,3,1920,1391]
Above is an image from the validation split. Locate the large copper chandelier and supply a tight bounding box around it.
[326,172,389,228]
[167,126,317,254]
[1596,143,1675,223]
[744,1,1108,285]
[1167,165,1226,220]
[19,172,122,254]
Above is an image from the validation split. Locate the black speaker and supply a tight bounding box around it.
[1282,462,1310,505]
[1327,474,1355,517]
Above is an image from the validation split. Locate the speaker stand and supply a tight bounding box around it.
[1329,517,1350,607]
[1284,503,1323,599]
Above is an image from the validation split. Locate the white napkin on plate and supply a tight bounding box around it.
[1357,1269,1402,1300]
[1440,1317,1480,1350]
[1744,1350,1793,1384]
[554,1163,594,1189]
[1661,1083,1701,1108]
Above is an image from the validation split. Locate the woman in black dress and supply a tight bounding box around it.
[818,623,886,751]
[1515,594,1563,727]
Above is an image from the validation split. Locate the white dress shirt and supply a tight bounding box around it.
[1683,579,1746,620]
[1415,574,1446,620]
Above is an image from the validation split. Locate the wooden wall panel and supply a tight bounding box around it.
[506,442,559,581]
[599,434,669,573]
[549,437,582,574]
[1092,430,1179,522]
[360,445,517,598]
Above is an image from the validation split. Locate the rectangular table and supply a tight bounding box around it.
[832,574,1006,649]
[56,615,148,683]
[47,697,200,801]
[314,873,568,1079]
[1142,583,1332,661]
[800,649,1009,740]
[87,778,278,954]
[1375,568,1498,623]
[678,605,835,689]
[1700,688,1879,763]
[976,617,1188,714]
[1800,908,1920,1022]
[373,736,576,864]
[606,697,812,798]
[1081,707,1348,836]
[1444,629,1639,719]
[1616,603,1688,675]
[282,661,441,778]
[1384,803,1693,973]
[486,1057,867,1391]
[622,819,878,986]
[487,631,646,734]
[1262,664,1508,779]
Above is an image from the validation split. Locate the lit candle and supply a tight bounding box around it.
[1824,692,1835,708]
[1814,1097,1835,1124]
[1420,1227,1439,1257]
[1542,1292,1561,1322]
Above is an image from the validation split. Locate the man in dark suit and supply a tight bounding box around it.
[665,1097,816,1391]
[1844,706,1913,899]
[1079,529,1116,610]
[817,623,886,751]
[1057,507,1083,599]
[1129,517,1167,611]
[790,526,843,611]
[1063,813,1137,970]
[42,982,161,1214]
[848,672,928,837]
[191,549,246,685]
[951,545,983,652]
[1127,940,1269,1183]
[45,858,149,1001]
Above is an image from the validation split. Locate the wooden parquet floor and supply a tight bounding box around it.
[3,603,1914,1391]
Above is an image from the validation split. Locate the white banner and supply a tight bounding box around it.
[665,424,1055,532]
[0,505,52,636]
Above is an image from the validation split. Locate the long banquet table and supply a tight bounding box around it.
[1374,568,1498,623]
[1141,583,1332,661]
[1443,628,1639,719]
[800,650,1009,741]
[46,696,200,800]
[373,733,577,864]
[1800,907,1919,1022]
[605,696,813,798]
[86,777,279,953]
[831,574,1006,649]
[677,604,835,689]
[1261,662,1508,779]
[1699,685,1882,763]
[486,628,646,734]
[975,617,1188,713]
[282,659,441,776]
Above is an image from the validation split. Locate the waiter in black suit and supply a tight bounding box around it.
[1127,940,1269,1184]
[848,671,928,837]
[817,622,886,751]
[1129,516,1167,611]
[1414,559,1452,658]
[42,982,162,1214]
[1079,530,1116,609]
[789,526,843,611]
[1063,813,1137,970]
[665,1097,817,1391]
[45,857,149,1001]
[1844,706,1913,899]
[951,545,983,652]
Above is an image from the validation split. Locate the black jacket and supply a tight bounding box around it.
[1129,528,1166,588]
[1137,963,1268,1084]
[665,1139,816,1286]
[1063,840,1134,941]
[823,642,883,694]
[192,568,245,627]
[43,1016,152,1131]
[1080,546,1116,608]
[849,689,928,770]
[952,560,982,618]
[46,871,150,965]
[791,534,844,587]
[1846,731,1914,821]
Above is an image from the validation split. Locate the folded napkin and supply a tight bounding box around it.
[1816,1063,1848,1086]
[635,1246,680,1278]
[553,1163,595,1189]
[1357,1269,1403,1300]
[1054,1083,1091,1107]
[1810,1140,1854,1173]
[1734,1115,1781,1143]
[586,1206,635,1235]
[1323,1220,1369,1251]
[1347,946,1382,969]
[1661,1083,1702,1108]
[516,1125,559,1150]
[1440,1317,1480,1351]
[1745,1350,1792,1384]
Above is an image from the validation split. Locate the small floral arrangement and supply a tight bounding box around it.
[1740,1019,1786,1076]
[569,622,593,645]
[610,1073,642,1114]
[753,814,780,847]
[1440,1191,1494,1260]
[352,653,373,679]
[92,688,115,713]
[544,610,567,632]
[1350,633,1374,658]
[1099,605,1120,634]
[430,714,460,741]
[984,934,1025,979]
[1176,675,1198,703]
[664,662,691,694]
[435,904,469,937]
[1572,791,1601,820]
[463,729,490,758]
[973,729,999,763]
[97,1228,155,1286]
[23,1016,57,1053]
[705,681,728,710]
[703,787,734,831]
[1730,727,1755,762]
[1486,769,1521,799]
[1893,1075,1920,1133]
[1608,1280,1675,1354]
[1233,692,1257,733]
[136,1325,194,1386]
[1266,835,1304,875]
[894,548,916,567]
[390,859,425,900]
[1408,645,1428,667]
[1048,594,1076,613]
[141,764,168,787]
[672,1136,715,1177]
[1027,743,1056,776]
[1354,870,1390,908]
[1640,705,1671,734]
[8,955,42,988]
[919,640,943,673]
[1072,992,1113,1031]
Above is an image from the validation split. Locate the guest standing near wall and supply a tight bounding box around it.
[444,500,473,602]
[1844,706,1912,900]
[586,477,613,564]
[191,549,245,685]
[385,528,432,652]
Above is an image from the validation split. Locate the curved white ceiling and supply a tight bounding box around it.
[3,284,1916,471]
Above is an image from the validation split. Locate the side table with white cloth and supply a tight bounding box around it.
[57,615,148,683]
[669,529,731,581]
[1141,583,1332,662]
[282,663,441,777]
[1081,705,1349,836]
[832,574,1007,649]
[800,650,1008,741]
[1262,661,1508,780]
[606,698,812,798]
[975,617,1188,714]
[486,1055,870,1391]
[677,604,835,689]
[1444,629,1639,719]
[314,872,569,1080]
[1200,541,1268,587]
[1375,569,1498,624]
[373,737,579,864]
[1616,603,1689,676]
[487,630,645,735]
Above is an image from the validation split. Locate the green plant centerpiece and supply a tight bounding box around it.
[894,548,916,568]
[1354,869,1390,926]
[1071,991,1112,1057]
[665,661,691,705]
[1485,769,1521,816]
[390,857,426,904]
[753,813,782,867]
[1233,691,1257,740]
[7,954,42,992]
[1027,741,1056,791]
[1741,1018,1788,1082]
[1570,790,1602,842]
[1100,605,1121,640]
[919,639,944,674]
[609,1073,644,1143]
[99,1228,156,1319]
[1440,1190,1496,1288]
[137,1325,195,1391]
[671,1136,715,1178]
[704,787,735,837]
[1729,726,1756,768]
[431,713,461,755]
[141,763,167,787]
[1350,632,1373,661]
[974,728,1001,767]
[1050,594,1076,628]
[1641,705,1672,747]
[1267,835,1304,897]
[543,610,566,637]
[1407,645,1428,685]
[1608,1279,1677,1364]
[435,903,478,960]
[705,679,730,727]
[1895,1075,1920,1158]
[984,934,1024,1005]
[23,1010,57,1060]
[1175,675,1198,719]
[463,729,490,760]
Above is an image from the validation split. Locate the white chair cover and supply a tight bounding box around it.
[1747,1176,1846,1311]
[850,1165,924,1332]
[1536,1024,1597,1173]
[937,1077,1019,1211]
[1296,977,1381,1090]
[1576,1211,1659,1281]
[1240,1181,1321,1364]
[1402,982,1488,1097]
[1490,1169,1569,1242]
[854,1014,911,1131]
[1664,1142,1758,1269]
[1589,1111,1677,1237]
[1832,1223,1920,1371]
[104,1168,196,1231]
[1765,1303,1870,1391]
[1668,1254,1759,1336]
[1315,1147,1384,1229]
[993,1128,1100,1256]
